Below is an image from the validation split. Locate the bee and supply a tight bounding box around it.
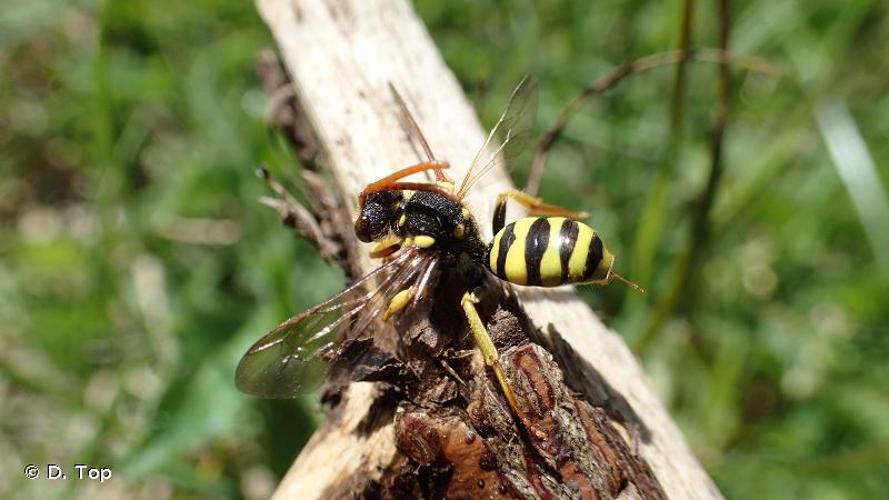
[236,77,641,420]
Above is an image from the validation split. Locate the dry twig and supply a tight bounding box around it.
[252,0,721,498]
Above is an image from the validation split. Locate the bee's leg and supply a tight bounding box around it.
[460,291,518,410]
[492,189,589,233]
[370,235,402,258]
[383,288,415,321]
[460,291,545,439]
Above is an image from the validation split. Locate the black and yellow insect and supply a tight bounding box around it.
[236,77,640,422]
[488,190,641,289]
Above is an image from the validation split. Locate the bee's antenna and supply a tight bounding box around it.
[611,271,645,294]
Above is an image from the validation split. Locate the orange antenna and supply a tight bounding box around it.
[611,271,645,294]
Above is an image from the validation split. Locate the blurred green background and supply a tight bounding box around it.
[1,0,887,498]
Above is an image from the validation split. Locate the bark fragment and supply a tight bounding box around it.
[330,272,666,499]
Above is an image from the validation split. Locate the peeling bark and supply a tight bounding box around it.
[316,274,665,498]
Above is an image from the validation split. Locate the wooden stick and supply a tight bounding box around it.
[255,0,721,498]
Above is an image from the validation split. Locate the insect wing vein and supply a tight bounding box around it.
[235,248,433,398]
[458,76,538,197]
[388,82,443,182]
[336,249,436,356]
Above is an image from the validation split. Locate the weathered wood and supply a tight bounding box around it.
[255,0,721,498]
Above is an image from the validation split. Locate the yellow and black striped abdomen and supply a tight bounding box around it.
[487,217,614,287]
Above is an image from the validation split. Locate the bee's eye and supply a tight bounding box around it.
[355,203,389,242]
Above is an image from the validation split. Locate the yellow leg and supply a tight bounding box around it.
[384,288,414,320]
[492,189,590,233]
[461,291,545,439]
[369,235,402,258]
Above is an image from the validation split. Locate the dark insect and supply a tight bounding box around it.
[236,77,641,419]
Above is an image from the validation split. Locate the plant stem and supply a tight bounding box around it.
[636,0,732,354]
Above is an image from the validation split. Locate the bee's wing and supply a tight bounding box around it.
[235,248,434,398]
[457,76,538,198]
[389,82,438,163]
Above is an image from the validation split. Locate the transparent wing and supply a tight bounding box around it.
[235,248,437,398]
[389,82,438,163]
[457,76,538,198]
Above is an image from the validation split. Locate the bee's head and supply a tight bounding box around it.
[354,190,403,242]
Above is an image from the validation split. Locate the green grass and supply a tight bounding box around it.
[1,0,887,498]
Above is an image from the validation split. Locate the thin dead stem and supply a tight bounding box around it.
[526,47,780,196]
[636,0,734,354]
